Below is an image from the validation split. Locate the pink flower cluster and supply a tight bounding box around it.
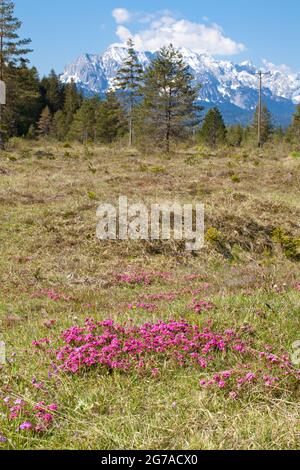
[189,299,215,314]
[200,348,300,398]
[296,283,300,292]
[32,338,50,348]
[31,289,73,302]
[53,319,233,374]
[3,398,58,434]
[113,270,172,286]
[128,303,158,313]
[138,286,210,303]
[33,317,299,401]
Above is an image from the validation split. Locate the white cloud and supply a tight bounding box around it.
[262,59,292,74]
[116,25,132,43]
[113,10,245,55]
[112,8,131,24]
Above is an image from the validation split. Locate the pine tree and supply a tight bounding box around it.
[253,105,273,145]
[3,62,40,137]
[200,107,226,148]
[0,0,32,147]
[289,104,300,142]
[51,110,67,141]
[114,39,143,146]
[139,44,201,152]
[40,70,64,113]
[227,124,243,147]
[37,106,52,136]
[63,80,82,133]
[27,123,36,139]
[0,0,32,77]
[68,97,99,144]
[96,91,126,143]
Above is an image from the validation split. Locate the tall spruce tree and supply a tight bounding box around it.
[37,106,52,136]
[40,70,65,113]
[289,104,300,142]
[51,110,67,141]
[68,97,99,144]
[253,104,273,145]
[200,108,227,148]
[0,0,32,77]
[95,91,126,144]
[114,38,143,146]
[4,62,40,137]
[37,106,52,137]
[139,44,201,152]
[0,0,32,147]
[227,124,244,147]
[63,80,82,133]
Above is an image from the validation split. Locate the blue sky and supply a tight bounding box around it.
[14,0,300,76]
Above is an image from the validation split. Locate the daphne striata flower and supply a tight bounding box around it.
[19,421,32,431]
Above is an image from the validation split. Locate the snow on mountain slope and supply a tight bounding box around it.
[60,44,300,125]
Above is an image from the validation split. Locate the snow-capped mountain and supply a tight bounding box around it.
[61,44,300,125]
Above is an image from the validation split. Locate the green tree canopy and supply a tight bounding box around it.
[114,39,143,146]
[0,0,32,78]
[226,124,244,147]
[253,104,273,145]
[200,107,226,148]
[95,91,127,144]
[139,44,201,152]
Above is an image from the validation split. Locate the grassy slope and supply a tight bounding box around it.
[0,140,299,450]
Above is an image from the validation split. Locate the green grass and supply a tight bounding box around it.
[290,151,300,159]
[0,140,299,450]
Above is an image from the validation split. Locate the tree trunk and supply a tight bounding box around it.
[128,102,133,147]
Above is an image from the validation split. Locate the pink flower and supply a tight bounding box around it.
[19,421,32,431]
[48,404,58,411]
[229,391,238,400]
[218,380,226,389]
[35,424,47,433]
[42,413,53,423]
[222,370,233,379]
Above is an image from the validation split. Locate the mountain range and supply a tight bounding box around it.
[60,44,300,126]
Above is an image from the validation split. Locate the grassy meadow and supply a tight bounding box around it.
[0,138,299,450]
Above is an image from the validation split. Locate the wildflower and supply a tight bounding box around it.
[222,371,233,379]
[32,378,45,390]
[245,372,256,382]
[35,424,47,433]
[0,433,7,443]
[189,299,214,314]
[44,319,56,329]
[42,413,53,423]
[14,399,24,405]
[48,404,58,411]
[229,391,238,400]
[19,421,32,431]
[32,338,50,348]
